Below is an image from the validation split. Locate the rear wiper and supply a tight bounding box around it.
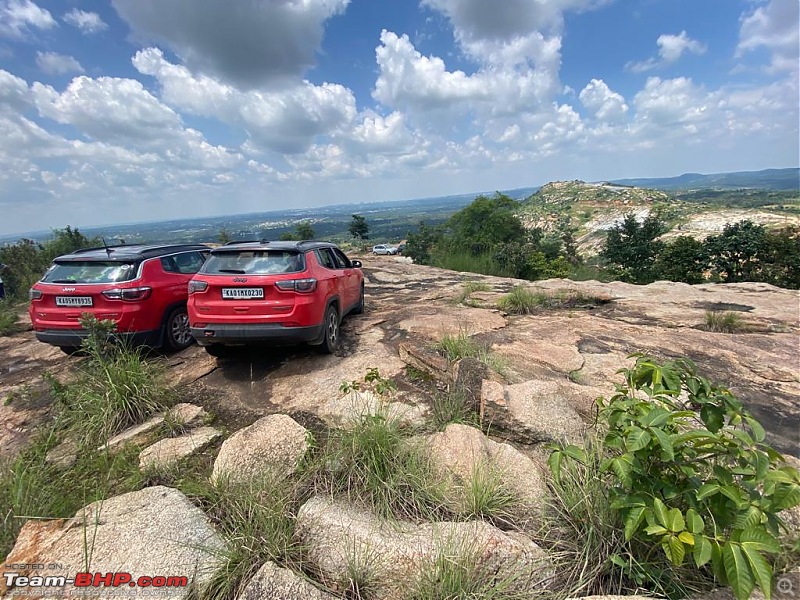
[218,269,246,274]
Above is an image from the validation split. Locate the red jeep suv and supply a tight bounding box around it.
[29,244,210,352]
[187,241,364,356]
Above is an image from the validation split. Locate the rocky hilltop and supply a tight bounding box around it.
[1,256,799,599]
[518,180,800,255]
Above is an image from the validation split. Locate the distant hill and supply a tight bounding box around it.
[610,168,799,191]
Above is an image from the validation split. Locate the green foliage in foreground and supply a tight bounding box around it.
[550,356,800,599]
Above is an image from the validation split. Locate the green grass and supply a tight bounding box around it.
[433,252,514,278]
[314,413,447,521]
[459,462,517,526]
[434,331,507,377]
[498,286,610,314]
[0,431,144,557]
[431,388,476,430]
[704,310,746,333]
[454,280,491,305]
[0,298,21,335]
[410,538,530,600]
[181,473,305,600]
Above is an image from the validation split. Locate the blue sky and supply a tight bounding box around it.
[0,0,797,235]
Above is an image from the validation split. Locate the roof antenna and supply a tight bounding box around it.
[102,237,111,256]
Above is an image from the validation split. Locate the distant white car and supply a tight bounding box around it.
[372,244,398,255]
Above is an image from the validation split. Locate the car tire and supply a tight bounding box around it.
[319,304,340,354]
[353,284,365,315]
[163,307,194,351]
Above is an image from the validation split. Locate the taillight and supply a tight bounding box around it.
[29,288,43,300]
[189,280,208,294]
[102,287,152,301]
[275,278,317,293]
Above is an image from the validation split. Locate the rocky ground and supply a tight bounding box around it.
[1,256,798,599]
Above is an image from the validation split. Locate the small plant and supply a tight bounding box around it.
[0,299,19,336]
[454,280,491,305]
[411,538,528,600]
[705,310,746,333]
[550,355,800,599]
[497,286,546,314]
[340,368,397,397]
[316,412,445,521]
[431,387,475,429]
[340,545,382,599]
[434,331,507,378]
[459,462,517,526]
[186,473,303,600]
[50,314,172,446]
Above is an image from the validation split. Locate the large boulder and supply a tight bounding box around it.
[236,562,337,600]
[480,379,593,445]
[139,426,223,471]
[424,424,549,525]
[296,496,553,600]
[319,390,427,429]
[1,486,224,599]
[211,414,308,484]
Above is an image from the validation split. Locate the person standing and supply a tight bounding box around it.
[0,263,6,300]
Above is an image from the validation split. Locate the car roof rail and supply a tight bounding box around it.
[223,240,264,245]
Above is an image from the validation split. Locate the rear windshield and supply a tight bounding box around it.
[203,251,306,275]
[42,261,137,284]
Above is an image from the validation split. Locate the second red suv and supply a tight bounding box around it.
[188,241,364,356]
[29,244,210,353]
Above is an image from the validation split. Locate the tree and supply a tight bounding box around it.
[761,226,800,289]
[349,214,369,240]
[295,220,315,240]
[405,221,443,265]
[704,220,768,283]
[218,228,231,244]
[601,213,666,283]
[654,236,709,284]
[446,193,527,255]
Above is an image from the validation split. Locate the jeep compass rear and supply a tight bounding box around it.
[29,244,210,352]
[187,241,364,356]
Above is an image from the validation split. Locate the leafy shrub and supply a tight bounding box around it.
[550,356,800,599]
[0,300,19,336]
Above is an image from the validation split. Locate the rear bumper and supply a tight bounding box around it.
[35,328,160,349]
[191,323,324,346]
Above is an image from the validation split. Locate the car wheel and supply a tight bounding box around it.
[320,305,340,354]
[353,284,365,315]
[164,307,194,351]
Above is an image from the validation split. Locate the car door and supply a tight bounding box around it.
[332,248,359,310]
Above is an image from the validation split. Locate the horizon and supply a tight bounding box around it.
[1,165,798,240]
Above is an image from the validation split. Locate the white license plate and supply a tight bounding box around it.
[56,296,93,307]
[222,287,264,299]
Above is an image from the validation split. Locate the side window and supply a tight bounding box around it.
[316,248,337,270]
[160,256,178,273]
[332,249,351,269]
[173,252,205,274]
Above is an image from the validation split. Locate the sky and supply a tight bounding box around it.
[0,0,798,236]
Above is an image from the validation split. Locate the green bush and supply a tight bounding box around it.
[705,311,746,333]
[550,356,800,599]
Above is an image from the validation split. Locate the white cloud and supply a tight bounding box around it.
[0,68,31,112]
[627,31,706,73]
[63,9,108,34]
[36,51,84,75]
[0,0,55,39]
[112,0,350,87]
[579,79,628,122]
[737,0,799,73]
[133,47,357,154]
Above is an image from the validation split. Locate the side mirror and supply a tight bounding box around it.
[351,260,362,269]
